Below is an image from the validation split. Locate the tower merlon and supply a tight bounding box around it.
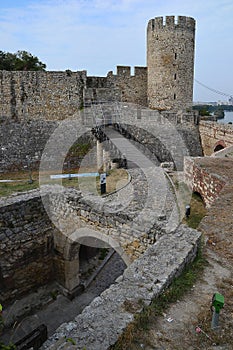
[134,66,147,76]
[117,66,131,76]
[148,15,195,31]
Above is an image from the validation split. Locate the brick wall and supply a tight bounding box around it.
[184,157,226,207]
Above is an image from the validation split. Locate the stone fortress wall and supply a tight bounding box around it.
[0,173,184,306]
[184,157,227,207]
[0,67,148,172]
[0,186,201,350]
[0,70,86,121]
[1,106,187,304]
[0,119,58,172]
[0,66,148,122]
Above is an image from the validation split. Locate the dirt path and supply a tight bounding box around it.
[134,245,233,350]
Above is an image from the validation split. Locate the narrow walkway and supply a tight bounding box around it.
[104,126,180,232]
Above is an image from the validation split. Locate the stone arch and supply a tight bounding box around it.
[193,191,205,204]
[53,227,130,298]
[69,227,131,266]
[214,140,226,153]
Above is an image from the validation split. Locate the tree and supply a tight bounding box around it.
[0,50,46,71]
[214,108,225,119]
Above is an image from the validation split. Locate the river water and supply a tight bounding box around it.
[217,111,233,124]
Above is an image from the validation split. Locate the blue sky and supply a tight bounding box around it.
[0,0,232,102]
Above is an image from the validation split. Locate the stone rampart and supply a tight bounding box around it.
[0,119,58,172]
[199,121,233,156]
[107,66,148,106]
[0,66,147,124]
[0,169,165,304]
[45,166,170,267]
[0,148,178,303]
[0,70,87,121]
[111,105,202,166]
[0,103,201,174]
[42,225,201,350]
[0,119,96,172]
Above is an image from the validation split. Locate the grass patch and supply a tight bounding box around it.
[0,168,128,197]
[0,170,39,197]
[110,244,208,350]
[0,342,16,350]
[184,192,207,229]
[192,274,233,349]
[62,168,128,195]
[0,180,38,197]
[98,248,109,260]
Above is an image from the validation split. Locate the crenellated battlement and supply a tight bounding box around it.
[116,65,147,77]
[148,15,195,32]
[117,65,131,76]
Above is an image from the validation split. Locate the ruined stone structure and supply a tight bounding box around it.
[42,226,201,350]
[0,15,196,124]
[147,16,195,110]
[0,168,176,305]
[0,104,201,303]
[0,119,58,172]
[0,71,86,121]
[0,68,148,122]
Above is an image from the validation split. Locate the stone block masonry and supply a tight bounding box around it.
[0,190,56,304]
[106,66,148,106]
[0,14,197,128]
[0,119,96,172]
[0,119,58,172]
[0,71,87,121]
[147,16,195,111]
[0,66,148,123]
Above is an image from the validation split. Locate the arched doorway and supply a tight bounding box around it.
[184,191,206,229]
[214,144,225,152]
[213,140,226,153]
[79,243,127,290]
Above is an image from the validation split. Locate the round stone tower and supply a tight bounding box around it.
[147,15,195,111]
